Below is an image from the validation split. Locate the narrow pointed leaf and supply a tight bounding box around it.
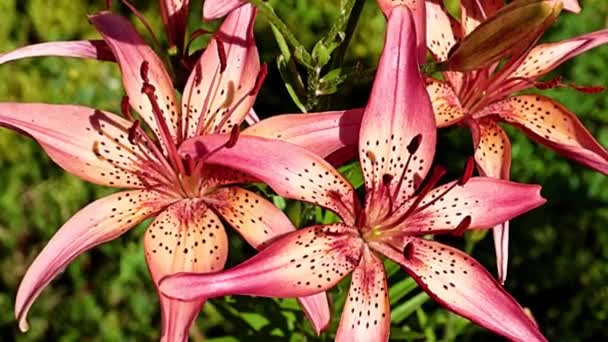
[373,239,548,342]
[0,103,168,188]
[90,12,181,144]
[179,134,359,224]
[145,201,228,342]
[244,109,364,158]
[0,40,113,65]
[16,190,172,332]
[480,95,608,174]
[426,79,466,128]
[359,6,436,212]
[160,224,363,301]
[182,4,259,137]
[336,247,390,342]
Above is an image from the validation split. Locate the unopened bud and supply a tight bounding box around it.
[442,0,562,71]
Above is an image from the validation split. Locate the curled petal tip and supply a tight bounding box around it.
[18,318,29,333]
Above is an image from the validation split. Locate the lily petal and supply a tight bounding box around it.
[426,78,466,128]
[207,186,331,334]
[89,12,181,145]
[481,95,608,174]
[510,29,608,79]
[336,247,390,342]
[160,224,364,301]
[159,0,190,51]
[244,109,364,158]
[426,0,458,61]
[359,6,435,215]
[470,119,512,284]
[144,201,228,342]
[0,40,113,65]
[0,103,169,189]
[182,4,259,137]
[179,134,359,225]
[203,0,245,20]
[561,0,581,13]
[399,177,545,235]
[460,0,502,35]
[376,1,426,60]
[16,190,171,332]
[207,187,295,248]
[373,239,548,342]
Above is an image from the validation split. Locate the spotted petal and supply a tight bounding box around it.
[160,224,364,301]
[89,12,181,145]
[470,119,512,283]
[426,0,459,61]
[376,1,426,60]
[182,4,260,137]
[359,6,435,217]
[373,239,547,341]
[0,40,113,65]
[510,29,608,79]
[0,103,171,189]
[207,186,331,334]
[426,78,466,128]
[16,190,172,332]
[336,247,390,342]
[179,134,359,225]
[244,109,364,158]
[145,201,228,342]
[396,178,544,235]
[480,95,608,174]
[203,0,246,20]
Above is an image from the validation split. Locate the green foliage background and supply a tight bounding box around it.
[0,0,607,341]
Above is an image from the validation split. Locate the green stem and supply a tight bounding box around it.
[248,0,312,65]
[330,0,366,70]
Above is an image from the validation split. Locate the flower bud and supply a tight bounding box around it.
[442,0,562,71]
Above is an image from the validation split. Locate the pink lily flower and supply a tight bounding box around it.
[425,0,608,283]
[160,7,548,341]
[1,5,329,340]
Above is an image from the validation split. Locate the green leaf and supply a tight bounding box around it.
[390,292,430,323]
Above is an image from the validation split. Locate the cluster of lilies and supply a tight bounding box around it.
[1,0,607,341]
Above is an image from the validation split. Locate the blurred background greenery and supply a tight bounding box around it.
[0,0,607,341]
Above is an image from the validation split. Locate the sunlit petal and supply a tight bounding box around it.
[470,119,512,284]
[89,12,181,145]
[336,247,390,342]
[510,29,608,79]
[16,190,172,332]
[426,0,459,61]
[0,103,170,189]
[372,239,548,342]
[397,178,545,235]
[244,109,363,158]
[360,6,435,217]
[182,4,259,137]
[179,134,359,224]
[207,186,330,333]
[160,224,363,301]
[426,78,466,128]
[145,201,228,342]
[376,1,426,60]
[479,95,608,174]
[203,0,245,20]
[0,40,113,65]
